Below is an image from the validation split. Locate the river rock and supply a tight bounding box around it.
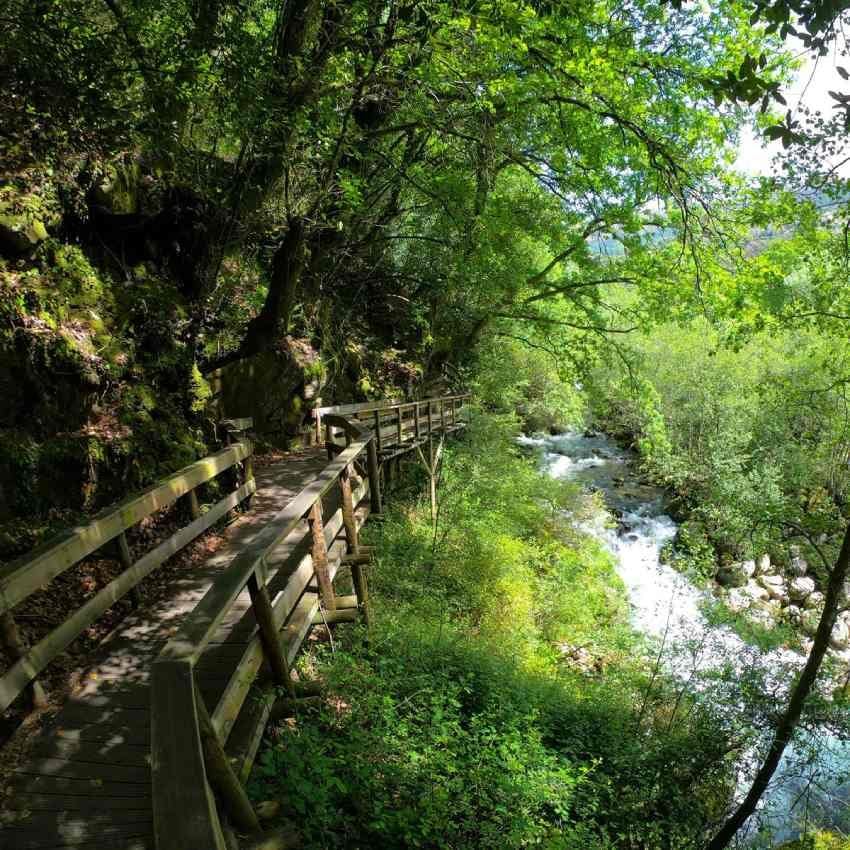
[716,562,749,588]
[805,591,825,611]
[743,580,769,602]
[831,618,850,651]
[726,589,752,614]
[788,545,808,576]
[802,609,821,636]
[784,605,802,625]
[789,576,816,602]
[747,603,778,629]
[757,573,786,600]
[256,800,281,820]
[755,553,771,575]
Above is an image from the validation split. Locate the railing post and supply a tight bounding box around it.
[414,402,421,441]
[187,490,201,520]
[0,613,46,709]
[314,400,322,445]
[194,683,260,834]
[116,531,141,608]
[367,437,382,515]
[340,465,370,625]
[325,421,335,460]
[440,399,446,432]
[396,405,403,446]
[308,501,336,612]
[427,400,434,464]
[374,409,383,454]
[339,465,360,556]
[247,572,295,696]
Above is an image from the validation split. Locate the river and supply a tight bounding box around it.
[520,429,850,845]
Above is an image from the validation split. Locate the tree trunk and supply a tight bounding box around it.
[706,522,850,849]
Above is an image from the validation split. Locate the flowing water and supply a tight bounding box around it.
[520,429,850,845]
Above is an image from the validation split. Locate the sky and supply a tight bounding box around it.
[735,37,848,176]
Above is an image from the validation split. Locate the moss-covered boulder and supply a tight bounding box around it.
[0,187,58,256]
[90,158,142,214]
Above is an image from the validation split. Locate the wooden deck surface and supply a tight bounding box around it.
[0,448,330,850]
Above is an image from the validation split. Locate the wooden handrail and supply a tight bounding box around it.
[157,439,369,667]
[0,425,254,714]
[313,393,470,418]
[151,394,470,849]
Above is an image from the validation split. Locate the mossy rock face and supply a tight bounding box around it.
[91,159,142,214]
[0,431,105,516]
[0,189,57,256]
[211,340,322,446]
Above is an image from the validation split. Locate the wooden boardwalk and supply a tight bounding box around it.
[0,448,329,850]
[0,394,470,849]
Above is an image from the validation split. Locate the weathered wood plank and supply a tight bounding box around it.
[194,684,259,834]
[150,660,226,850]
[210,495,358,740]
[12,757,150,785]
[0,820,152,850]
[0,443,252,614]
[2,792,152,812]
[158,440,367,666]
[0,479,256,714]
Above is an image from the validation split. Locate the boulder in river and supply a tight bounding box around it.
[789,576,816,602]
[784,605,802,625]
[747,602,779,630]
[726,589,752,614]
[802,609,821,636]
[788,545,808,576]
[805,591,825,611]
[757,573,786,600]
[755,553,771,575]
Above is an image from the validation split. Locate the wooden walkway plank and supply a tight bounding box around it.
[0,398,469,850]
[1,449,330,850]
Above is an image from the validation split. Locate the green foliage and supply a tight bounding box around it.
[188,362,211,413]
[778,833,850,850]
[251,417,736,848]
[590,320,849,564]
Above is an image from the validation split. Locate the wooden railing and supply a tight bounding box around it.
[151,394,469,849]
[0,420,255,715]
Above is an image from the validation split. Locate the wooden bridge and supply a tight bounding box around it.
[0,394,469,850]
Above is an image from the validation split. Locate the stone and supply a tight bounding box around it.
[758,573,787,601]
[756,553,771,575]
[747,603,778,629]
[785,605,802,625]
[802,609,821,636]
[741,560,756,578]
[805,591,825,611]
[256,800,281,820]
[743,580,769,602]
[789,576,816,602]
[831,618,850,651]
[789,556,808,577]
[726,589,752,614]
[0,208,48,254]
[758,573,784,591]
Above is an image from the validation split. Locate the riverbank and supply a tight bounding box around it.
[522,427,850,844]
[246,414,738,848]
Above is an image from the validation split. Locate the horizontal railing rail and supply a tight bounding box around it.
[0,421,254,714]
[151,393,470,849]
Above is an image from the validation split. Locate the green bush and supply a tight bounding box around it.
[250,415,737,848]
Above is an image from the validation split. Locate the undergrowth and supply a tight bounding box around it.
[249,414,737,848]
